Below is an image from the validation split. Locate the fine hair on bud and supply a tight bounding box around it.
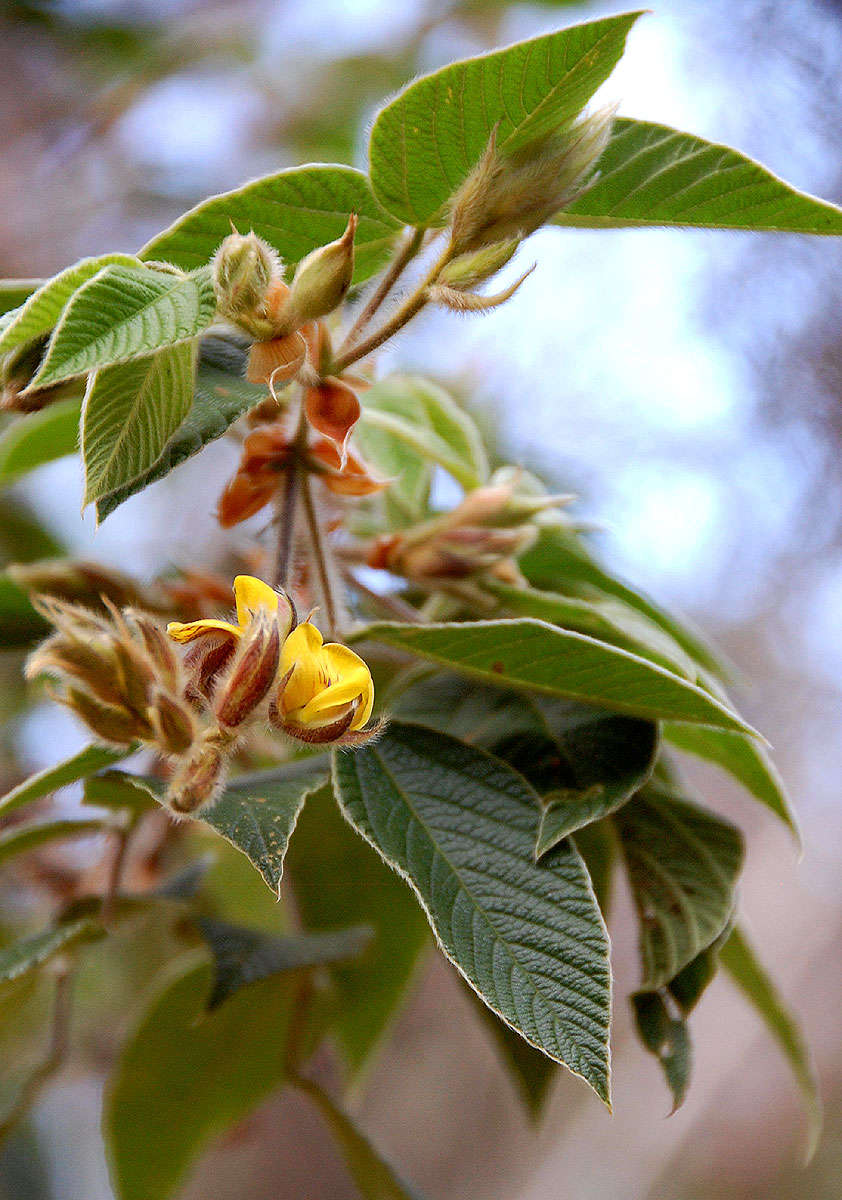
[213,611,280,729]
[277,213,357,330]
[165,732,230,817]
[213,230,284,339]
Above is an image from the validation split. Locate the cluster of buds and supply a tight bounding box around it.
[26,576,379,816]
[427,240,535,315]
[449,107,615,255]
[367,469,571,587]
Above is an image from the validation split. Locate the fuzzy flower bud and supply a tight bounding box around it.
[165,731,230,816]
[148,690,197,756]
[438,239,521,290]
[275,214,357,331]
[213,610,280,729]
[213,230,284,339]
[450,107,615,253]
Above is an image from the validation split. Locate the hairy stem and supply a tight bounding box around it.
[271,398,309,588]
[341,567,423,623]
[300,472,339,638]
[330,240,455,375]
[339,228,424,353]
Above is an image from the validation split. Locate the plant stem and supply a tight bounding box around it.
[0,965,73,1145]
[341,567,423,623]
[271,398,309,588]
[300,471,339,637]
[330,240,455,376]
[102,821,132,924]
[339,228,424,353]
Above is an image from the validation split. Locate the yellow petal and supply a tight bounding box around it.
[321,643,374,728]
[233,575,283,627]
[166,618,242,644]
[279,622,326,714]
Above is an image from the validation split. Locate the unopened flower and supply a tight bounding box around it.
[166,574,293,646]
[270,622,378,745]
[275,214,357,331]
[213,610,281,729]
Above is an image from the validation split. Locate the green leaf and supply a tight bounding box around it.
[357,619,753,731]
[83,770,159,814]
[0,279,41,318]
[0,256,139,356]
[614,786,743,988]
[296,1075,426,1200]
[0,818,106,869]
[392,670,657,848]
[95,341,269,520]
[484,579,698,679]
[30,264,215,389]
[360,374,488,491]
[556,118,842,233]
[572,820,616,918]
[719,924,821,1159]
[465,985,557,1119]
[0,743,130,819]
[140,165,401,286]
[199,759,329,896]
[369,12,643,225]
[197,917,372,1010]
[333,722,612,1102]
[0,398,81,488]
[519,524,729,680]
[663,722,798,839]
[631,990,691,1111]
[0,918,104,984]
[104,957,294,1200]
[285,783,429,1074]
[82,341,196,505]
[667,942,721,1016]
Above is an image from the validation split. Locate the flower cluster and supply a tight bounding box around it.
[26,575,379,815]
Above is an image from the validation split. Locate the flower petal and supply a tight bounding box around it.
[321,642,374,728]
[233,575,283,627]
[166,618,242,644]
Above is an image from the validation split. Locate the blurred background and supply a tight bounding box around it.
[1,0,842,1196]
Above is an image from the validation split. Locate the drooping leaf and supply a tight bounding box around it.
[0,818,107,869]
[519,523,728,679]
[465,984,557,1120]
[0,918,104,984]
[82,341,196,505]
[0,398,81,487]
[333,723,612,1102]
[295,1075,426,1200]
[720,924,821,1158]
[103,957,294,1200]
[31,265,215,389]
[0,744,131,819]
[359,374,488,492]
[199,759,329,896]
[369,12,642,225]
[140,165,401,285]
[556,118,842,233]
[0,255,139,356]
[392,669,657,848]
[196,917,372,1010]
[631,990,691,1111]
[285,783,429,1074]
[614,786,743,988]
[357,619,753,731]
[83,770,159,814]
[664,721,798,839]
[95,340,269,520]
[667,942,721,1016]
[484,579,697,680]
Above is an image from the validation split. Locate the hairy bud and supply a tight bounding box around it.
[450,108,615,253]
[8,559,153,613]
[165,732,230,816]
[276,214,357,331]
[213,231,284,339]
[438,239,521,290]
[64,688,143,747]
[213,611,280,729]
[149,690,197,756]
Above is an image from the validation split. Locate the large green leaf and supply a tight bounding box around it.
[357,619,753,731]
[631,990,691,1111]
[199,759,329,896]
[615,787,743,988]
[519,524,728,680]
[96,340,269,520]
[369,12,642,225]
[334,723,612,1102]
[0,818,106,869]
[556,118,842,233]
[0,398,81,488]
[0,256,139,356]
[0,744,130,819]
[0,279,41,318]
[359,374,488,492]
[664,722,798,838]
[140,165,401,285]
[393,670,657,848]
[0,918,104,984]
[82,341,196,505]
[484,579,697,680]
[30,265,215,389]
[720,925,821,1158]
[103,956,294,1200]
[196,917,372,1009]
[296,1076,426,1200]
[285,783,429,1074]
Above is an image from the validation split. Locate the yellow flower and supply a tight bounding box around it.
[276,622,374,734]
[167,575,291,644]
